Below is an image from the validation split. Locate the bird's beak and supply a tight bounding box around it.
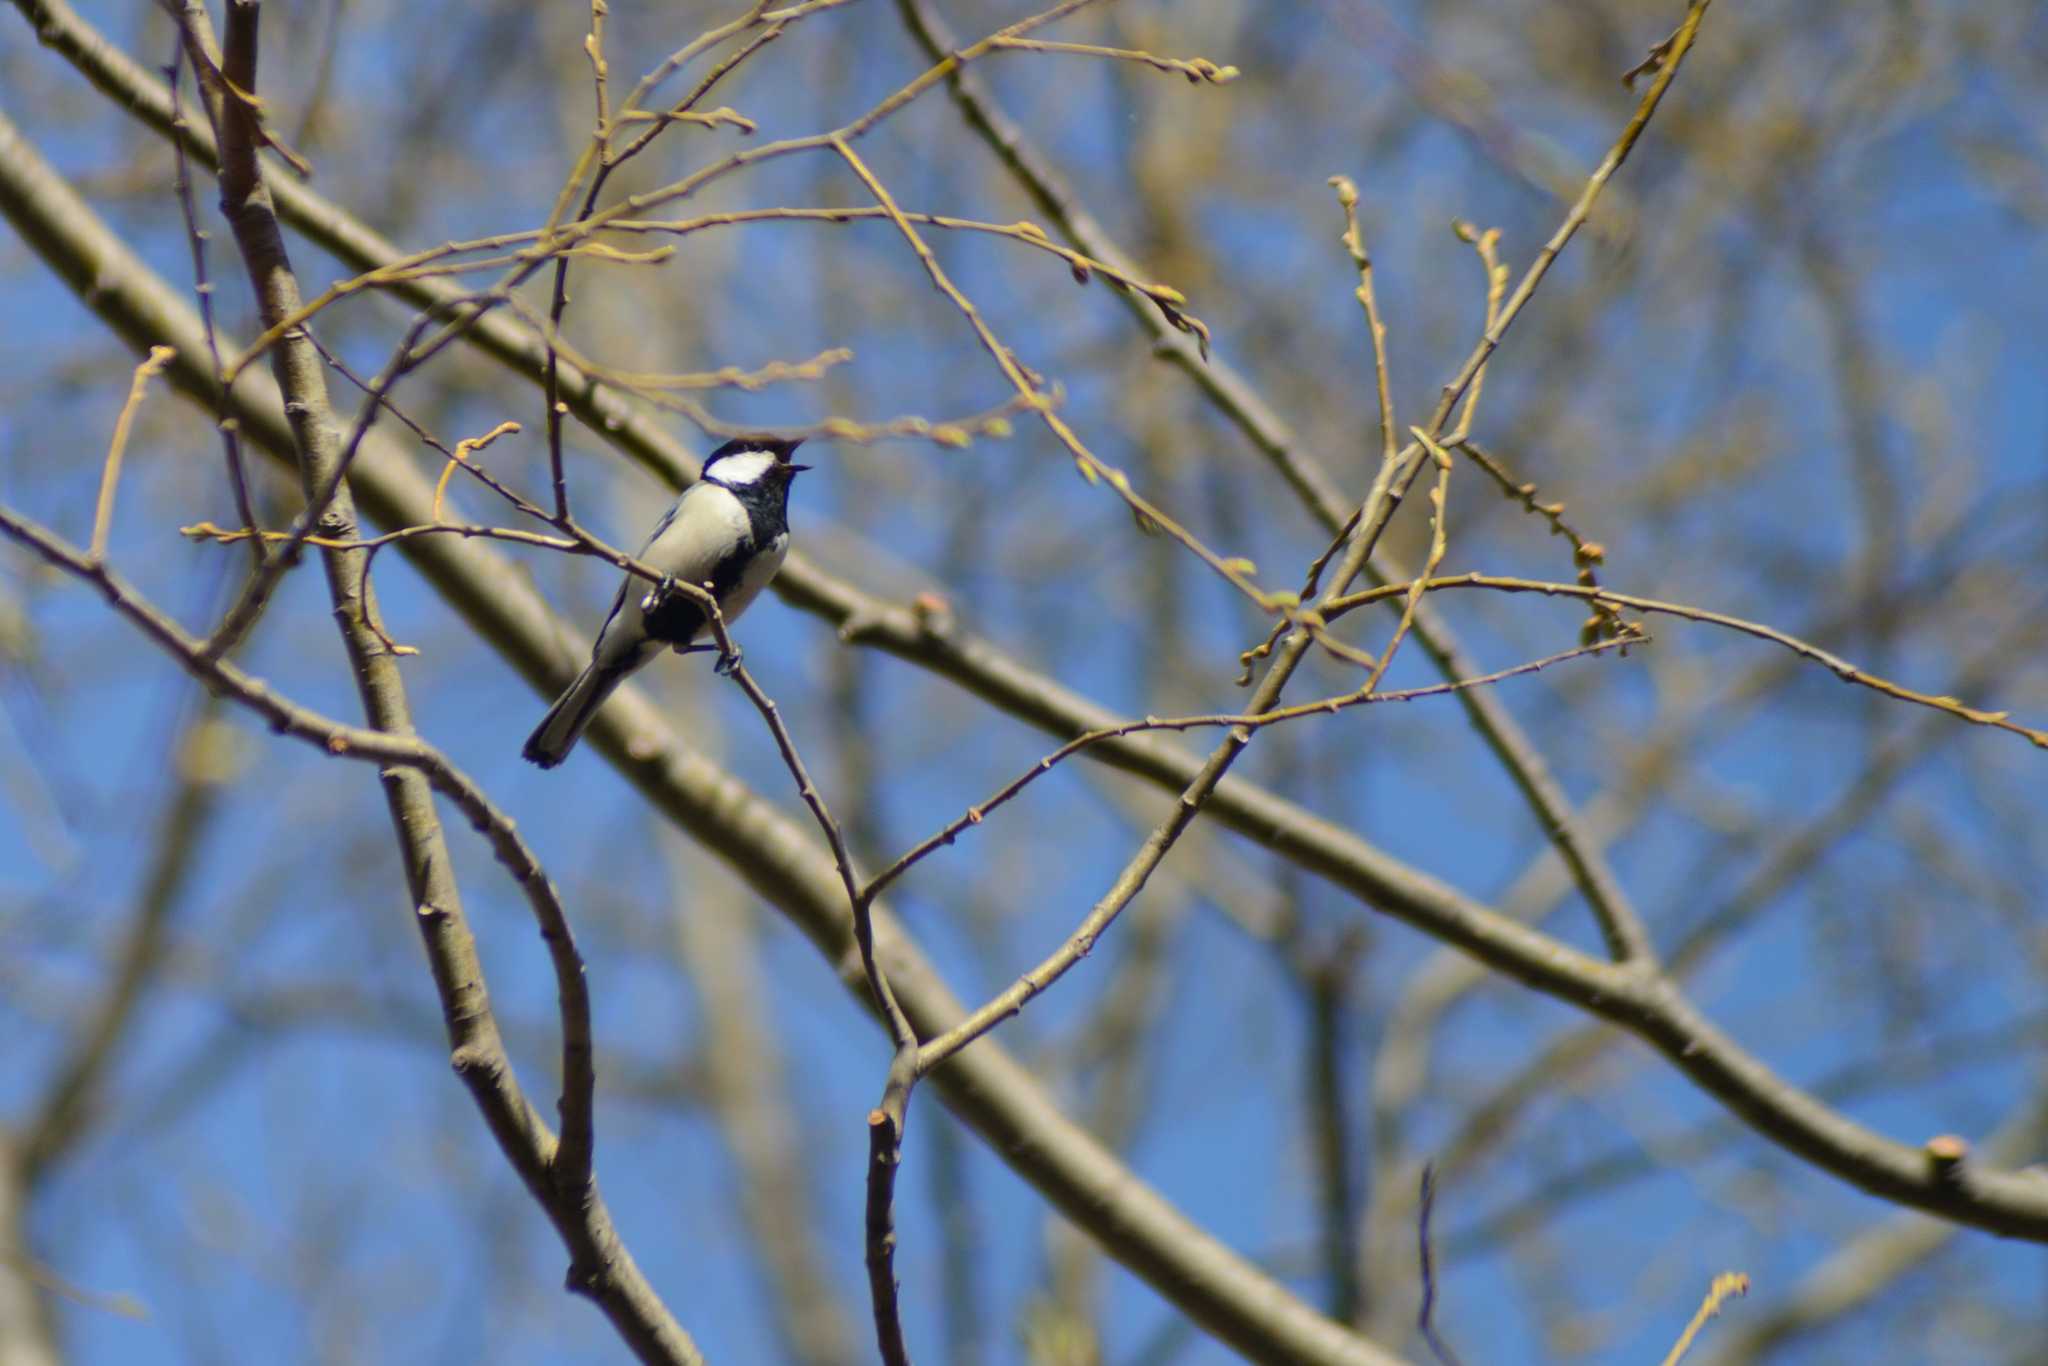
[785,463,812,474]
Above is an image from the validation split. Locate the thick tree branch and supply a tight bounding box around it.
[0,501,697,1365]
[139,5,689,1357]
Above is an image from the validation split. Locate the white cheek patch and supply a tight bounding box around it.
[710,450,778,487]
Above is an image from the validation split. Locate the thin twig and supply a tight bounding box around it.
[1430,1,1717,438]
[585,0,610,137]
[864,1057,918,1366]
[1454,438,1623,637]
[1355,429,1454,698]
[431,421,523,522]
[202,307,450,659]
[830,132,1271,609]
[716,608,921,1365]
[987,36,1238,84]
[306,330,543,522]
[721,656,916,1051]
[1329,175,1397,470]
[1324,573,2048,749]
[863,636,1635,907]
[223,204,1196,381]
[183,517,577,557]
[1658,1272,1749,1366]
[88,345,175,563]
[895,0,1337,510]
[1443,221,1508,445]
[1416,1165,1462,1366]
[165,42,262,565]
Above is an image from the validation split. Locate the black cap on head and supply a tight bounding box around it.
[702,434,805,473]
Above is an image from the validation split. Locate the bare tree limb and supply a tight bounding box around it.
[126,5,690,1355]
[0,499,699,1365]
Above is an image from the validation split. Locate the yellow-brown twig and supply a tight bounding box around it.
[1659,1272,1749,1366]
[182,518,575,556]
[1329,176,1397,469]
[1447,220,1509,443]
[1358,428,1455,696]
[585,0,611,139]
[1324,573,2048,749]
[988,36,1238,85]
[431,420,522,523]
[1454,438,1624,639]
[831,133,1280,609]
[90,345,177,564]
[613,106,757,134]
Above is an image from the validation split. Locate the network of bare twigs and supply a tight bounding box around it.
[7,0,2048,1362]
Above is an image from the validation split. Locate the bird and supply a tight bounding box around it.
[523,435,809,768]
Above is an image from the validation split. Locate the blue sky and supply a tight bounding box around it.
[4,2,2048,1362]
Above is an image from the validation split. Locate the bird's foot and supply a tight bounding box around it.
[668,640,741,675]
[639,573,682,615]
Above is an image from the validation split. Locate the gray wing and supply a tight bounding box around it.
[634,485,692,554]
[588,483,738,667]
[587,486,695,666]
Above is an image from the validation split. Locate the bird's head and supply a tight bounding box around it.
[702,435,809,487]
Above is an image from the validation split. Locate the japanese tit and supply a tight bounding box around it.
[522,436,809,768]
